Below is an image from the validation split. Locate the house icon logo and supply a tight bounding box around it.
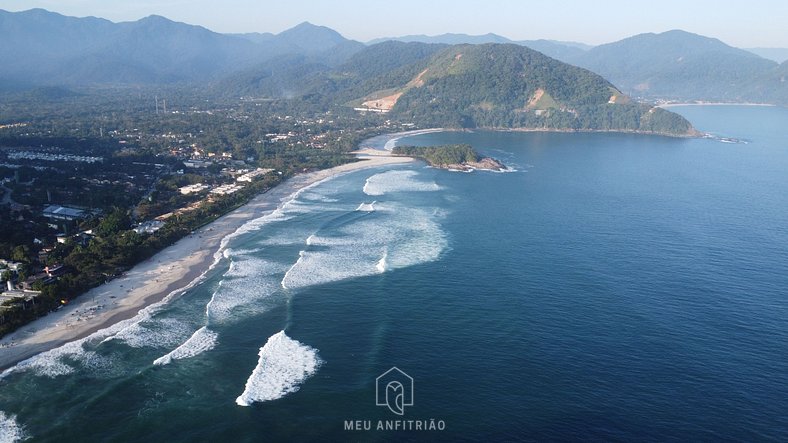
[376,367,414,415]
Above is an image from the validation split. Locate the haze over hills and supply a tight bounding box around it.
[564,30,785,103]
[1,8,786,111]
[0,9,362,87]
[368,33,590,61]
[744,48,788,64]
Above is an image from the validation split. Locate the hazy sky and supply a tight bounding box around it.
[1,0,787,47]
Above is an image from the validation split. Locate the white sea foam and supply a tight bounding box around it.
[205,257,286,324]
[0,411,26,443]
[152,327,219,366]
[363,170,441,196]
[280,202,447,290]
[101,317,192,349]
[235,331,322,406]
[1,261,215,380]
[355,201,376,212]
[1,164,339,379]
[2,339,113,378]
[299,190,339,203]
[376,248,388,273]
[379,129,446,151]
[153,256,287,365]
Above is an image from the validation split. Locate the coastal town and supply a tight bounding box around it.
[0,95,413,338]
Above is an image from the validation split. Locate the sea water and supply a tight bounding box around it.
[1,105,787,442]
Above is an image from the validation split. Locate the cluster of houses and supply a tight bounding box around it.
[178,168,275,196]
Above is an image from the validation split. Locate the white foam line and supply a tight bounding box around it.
[1,262,216,379]
[149,175,342,367]
[215,173,337,260]
[1,160,388,378]
[235,331,322,406]
[363,170,442,196]
[100,317,191,349]
[355,201,376,212]
[379,128,447,151]
[204,279,225,324]
[281,251,306,290]
[152,327,218,366]
[0,411,26,443]
[376,247,388,273]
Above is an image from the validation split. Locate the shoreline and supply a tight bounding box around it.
[361,124,700,141]
[358,128,448,151]
[0,153,413,371]
[657,102,777,108]
[0,122,705,370]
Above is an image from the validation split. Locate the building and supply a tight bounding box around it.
[179,183,210,195]
[236,168,274,183]
[133,220,165,234]
[210,184,243,195]
[0,259,23,272]
[183,160,212,168]
[43,205,88,222]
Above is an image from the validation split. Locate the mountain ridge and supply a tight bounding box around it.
[566,30,783,103]
[1,9,785,108]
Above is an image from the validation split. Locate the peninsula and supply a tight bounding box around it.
[393,144,507,171]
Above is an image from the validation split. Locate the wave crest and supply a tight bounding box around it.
[363,170,441,196]
[0,411,27,443]
[235,331,322,406]
[152,327,219,366]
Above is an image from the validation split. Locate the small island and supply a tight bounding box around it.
[392,144,507,172]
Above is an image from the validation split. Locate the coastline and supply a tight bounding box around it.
[484,126,700,138]
[358,128,448,151]
[657,102,777,108]
[0,152,413,371]
[363,125,700,141]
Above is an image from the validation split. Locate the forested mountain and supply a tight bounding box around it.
[368,44,693,134]
[744,48,788,64]
[217,41,445,100]
[219,41,693,135]
[368,33,589,60]
[744,61,788,105]
[566,30,783,103]
[0,10,363,87]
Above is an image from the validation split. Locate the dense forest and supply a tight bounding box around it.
[393,144,479,165]
[387,44,695,135]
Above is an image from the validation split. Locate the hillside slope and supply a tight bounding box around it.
[356,44,694,135]
[0,10,363,87]
[567,30,779,102]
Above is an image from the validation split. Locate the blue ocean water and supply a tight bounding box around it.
[1,105,788,442]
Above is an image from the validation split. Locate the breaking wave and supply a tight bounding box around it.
[280,202,446,289]
[235,331,322,406]
[101,318,192,349]
[363,170,441,196]
[152,327,219,366]
[0,411,26,443]
[154,257,287,365]
[205,257,287,324]
[356,201,376,212]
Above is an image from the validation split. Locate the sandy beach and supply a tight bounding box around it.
[0,151,413,370]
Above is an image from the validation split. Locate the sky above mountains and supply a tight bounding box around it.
[1,0,787,47]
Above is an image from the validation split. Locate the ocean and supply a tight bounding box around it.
[1,105,788,442]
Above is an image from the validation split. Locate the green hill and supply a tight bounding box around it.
[356,44,694,135]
